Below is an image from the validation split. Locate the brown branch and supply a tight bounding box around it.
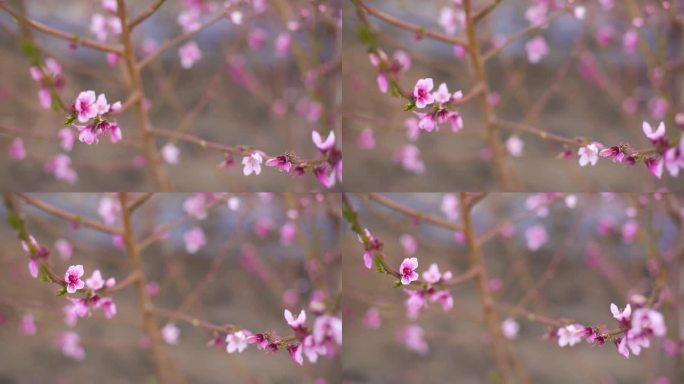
[464,0,519,190]
[117,0,170,191]
[118,193,185,384]
[460,192,513,382]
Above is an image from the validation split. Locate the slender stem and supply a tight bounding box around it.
[474,0,502,23]
[137,11,227,70]
[354,0,469,48]
[118,193,185,384]
[149,127,328,168]
[116,0,170,191]
[127,192,155,212]
[459,193,513,382]
[366,193,463,231]
[128,0,166,29]
[152,306,237,334]
[0,2,122,53]
[18,193,122,235]
[463,0,518,191]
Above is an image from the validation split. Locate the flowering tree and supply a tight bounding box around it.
[1,192,341,383]
[1,0,341,190]
[342,193,682,382]
[344,0,684,191]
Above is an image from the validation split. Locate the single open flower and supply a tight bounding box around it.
[642,121,666,142]
[284,309,306,329]
[413,78,435,108]
[65,265,85,293]
[399,257,419,285]
[226,330,250,354]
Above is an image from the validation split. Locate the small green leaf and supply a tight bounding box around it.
[342,203,357,224]
[19,38,41,64]
[392,280,402,288]
[388,81,400,98]
[38,264,51,283]
[64,114,77,126]
[403,101,416,112]
[6,212,23,231]
[356,25,375,48]
[56,286,67,296]
[375,257,387,274]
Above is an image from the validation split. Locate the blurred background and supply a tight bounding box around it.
[0,0,341,191]
[342,193,683,383]
[0,193,341,383]
[343,0,684,191]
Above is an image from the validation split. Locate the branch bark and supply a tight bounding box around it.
[119,193,185,384]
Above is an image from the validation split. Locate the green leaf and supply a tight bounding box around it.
[403,101,416,112]
[6,212,23,232]
[392,280,402,288]
[342,203,357,224]
[375,257,387,274]
[388,81,400,98]
[56,286,67,296]
[38,264,51,283]
[356,25,375,48]
[64,114,77,126]
[19,38,41,64]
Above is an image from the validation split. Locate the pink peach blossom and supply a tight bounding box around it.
[58,128,75,152]
[179,41,203,69]
[183,193,208,220]
[183,227,207,254]
[56,331,85,360]
[526,36,549,64]
[558,324,584,347]
[364,308,381,329]
[399,325,428,355]
[242,152,263,176]
[161,143,180,165]
[312,130,336,152]
[432,83,452,105]
[19,314,37,335]
[8,138,26,160]
[642,121,666,142]
[413,78,435,108]
[525,224,548,251]
[64,265,85,293]
[284,309,306,329]
[501,318,520,340]
[162,323,180,345]
[399,234,417,255]
[226,330,250,353]
[357,128,376,150]
[578,142,602,167]
[399,257,419,285]
[85,269,105,290]
[55,238,73,260]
